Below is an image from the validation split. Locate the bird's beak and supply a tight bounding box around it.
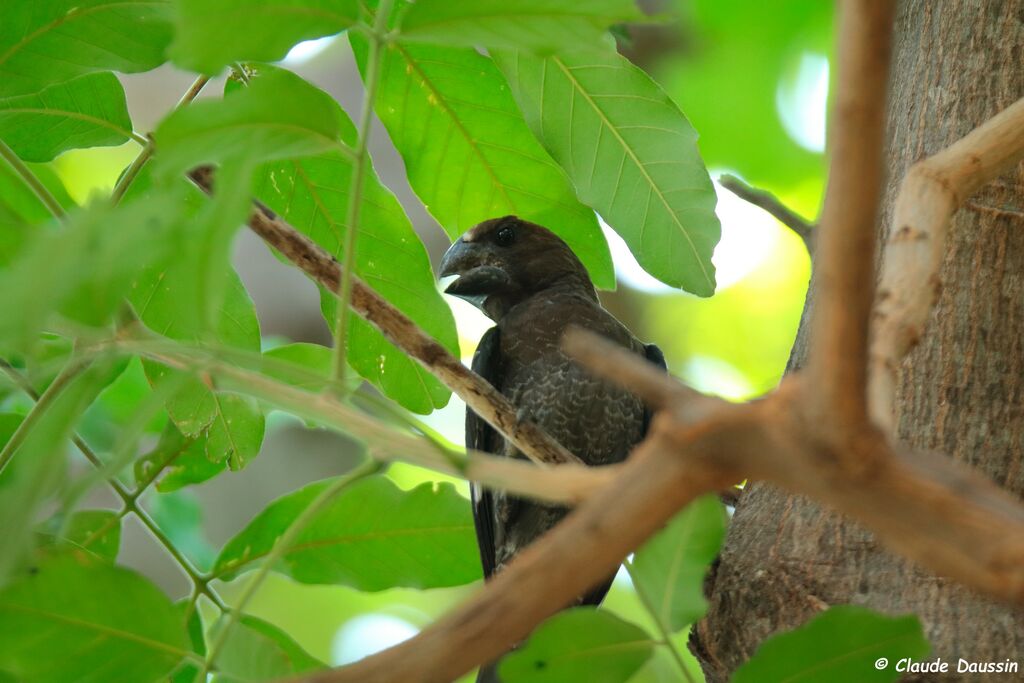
[438,238,511,300]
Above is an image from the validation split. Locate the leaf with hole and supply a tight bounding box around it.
[493,46,721,295]
[212,475,478,589]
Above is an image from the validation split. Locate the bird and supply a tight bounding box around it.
[438,215,666,682]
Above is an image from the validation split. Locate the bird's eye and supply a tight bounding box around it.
[495,225,516,246]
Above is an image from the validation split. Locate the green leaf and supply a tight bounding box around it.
[0,1,173,98]
[0,72,134,163]
[209,614,326,682]
[235,65,457,413]
[262,342,348,393]
[398,0,643,53]
[0,162,74,258]
[353,39,614,289]
[170,0,358,74]
[204,392,266,470]
[0,188,189,352]
[213,475,478,589]
[148,431,226,492]
[147,490,217,573]
[171,601,205,683]
[0,360,122,585]
[133,421,201,490]
[732,605,930,683]
[37,509,122,562]
[493,46,721,295]
[153,68,349,178]
[0,552,188,682]
[629,494,726,631]
[499,608,654,683]
[123,166,265,467]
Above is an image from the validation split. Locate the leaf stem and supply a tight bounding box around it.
[0,138,65,221]
[196,458,383,681]
[623,558,698,683]
[111,75,211,205]
[331,0,394,387]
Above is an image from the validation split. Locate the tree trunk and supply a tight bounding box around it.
[693,1,1024,680]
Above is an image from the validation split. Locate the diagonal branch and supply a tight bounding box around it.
[186,167,580,467]
[868,96,1024,431]
[804,0,894,442]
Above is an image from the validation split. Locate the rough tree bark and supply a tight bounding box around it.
[695,2,1024,680]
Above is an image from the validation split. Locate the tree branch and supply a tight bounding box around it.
[718,174,815,249]
[186,167,581,467]
[804,0,894,443]
[868,96,1024,431]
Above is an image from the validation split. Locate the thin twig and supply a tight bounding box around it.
[332,0,394,387]
[718,174,815,249]
[868,96,1024,431]
[0,138,65,220]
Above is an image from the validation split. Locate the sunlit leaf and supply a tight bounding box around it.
[124,168,265,467]
[0,552,188,682]
[499,608,654,683]
[630,494,726,631]
[213,476,478,589]
[0,1,173,98]
[494,46,720,295]
[37,509,122,562]
[0,73,134,162]
[0,188,189,352]
[398,0,643,52]
[732,605,930,683]
[209,614,326,682]
[240,66,457,413]
[352,39,614,289]
[170,0,358,74]
[153,68,349,178]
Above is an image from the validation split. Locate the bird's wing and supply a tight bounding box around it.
[642,342,668,435]
[468,326,501,580]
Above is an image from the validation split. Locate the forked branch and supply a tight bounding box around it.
[868,96,1024,431]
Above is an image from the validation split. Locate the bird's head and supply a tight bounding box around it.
[438,215,595,321]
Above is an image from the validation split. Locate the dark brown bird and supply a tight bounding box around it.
[439,216,665,683]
